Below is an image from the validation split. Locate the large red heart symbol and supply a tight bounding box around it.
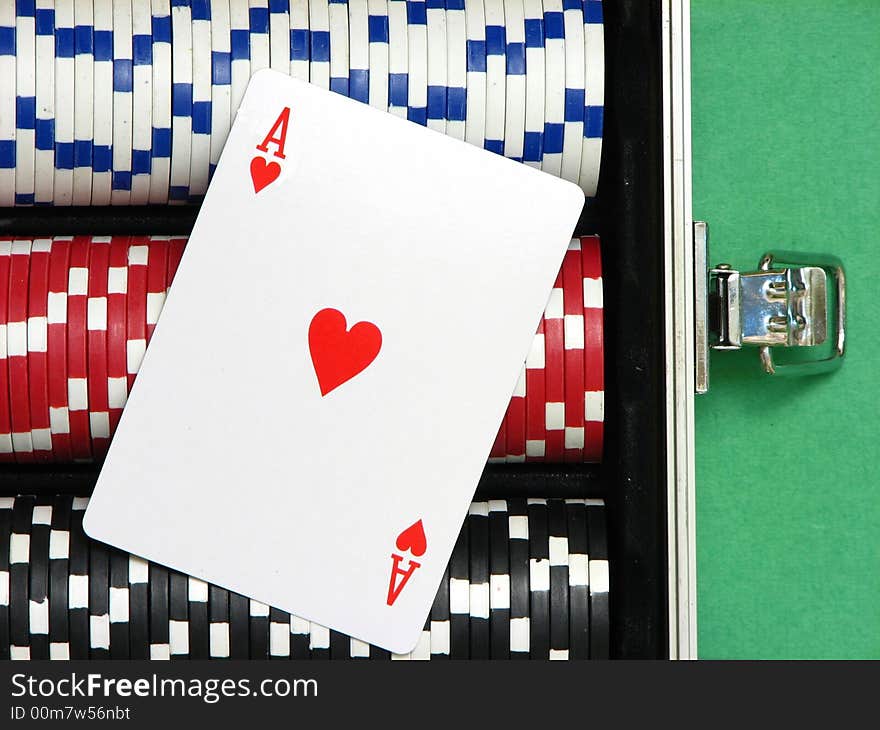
[395,520,427,557]
[308,308,382,396]
[250,155,281,193]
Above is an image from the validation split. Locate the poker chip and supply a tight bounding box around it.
[209,0,232,175]
[502,0,525,161]
[0,497,13,659]
[15,1,36,207]
[547,497,569,659]
[559,0,583,183]
[33,0,55,206]
[145,236,168,340]
[468,501,490,658]
[46,237,72,461]
[405,0,427,124]
[289,613,310,658]
[89,0,113,205]
[541,0,564,175]
[208,583,231,658]
[543,273,565,461]
[307,0,328,90]
[328,0,348,96]
[526,497,549,659]
[166,235,186,285]
[578,0,602,196]
[67,497,90,659]
[463,0,485,146]
[86,238,111,457]
[128,555,150,659]
[110,0,134,206]
[329,627,349,660]
[521,0,544,167]
[9,495,33,659]
[87,533,110,658]
[131,0,155,204]
[228,591,250,658]
[189,0,212,200]
[289,0,310,82]
[48,495,71,659]
[448,518,469,658]
[503,364,525,462]
[308,620,330,660]
[28,499,52,659]
[148,561,170,659]
[187,575,210,658]
[524,321,545,461]
[506,497,529,658]
[562,239,585,462]
[347,0,368,104]
[0,243,13,462]
[148,0,173,204]
[106,237,129,434]
[125,239,148,392]
[425,0,446,133]
[565,498,589,659]
[169,0,193,203]
[482,0,505,154]
[586,498,609,659]
[487,419,505,463]
[66,237,91,461]
[249,598,270,658]
[445,0,466,139]
[8,240,34,463]
[386,0,406,115]
[488,499,510,659]
[168,570,189,658]
[580,235,603,462]
[367,0,390,111]
[71,0,94,206]
[429,563,450,658]
[249,0,271,75]
[27,239,52,461]
[108,547,131,658]
[229,0,251,122]
[0,4,16,207]
[268,0,291,72]
[269,606,291,658]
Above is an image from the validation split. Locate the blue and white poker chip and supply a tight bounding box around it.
[445,0,466,140]
[289,0,310,82]
[502,0,526,162]
[210,0,232,176]
[579,0,603,196]
[368,0,390,111]
[463,0,485,147]
[307,0,329,89]
[268,0,290,72]
[483,0,505,155]
[541,0,564,176]
[405,0,427,125]
[228,0,250,122]
[72,0,94,205]
[387,0,408,116]
[15,0,36,206]
[248,0,271,74]
[560,0,584,183]
[348,0,369,103]
[522,0,544,168]
[90,0,113,205]
[131,0,154,204]
[110,0,133,205]
[425,0,446,133]
[189,0,212,199]
[34,0,55,206]
[328,0,348,96]
[0,4,15,205]
[149,0,172,204]
[169,0,193,203]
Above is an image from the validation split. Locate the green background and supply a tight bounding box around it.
[692,1,879,658]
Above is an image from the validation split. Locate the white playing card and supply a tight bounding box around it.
[84,69,584,653]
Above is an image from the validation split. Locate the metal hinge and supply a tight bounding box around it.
[694,221,846,394]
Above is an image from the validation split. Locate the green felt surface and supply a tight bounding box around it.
[691,1,880,658]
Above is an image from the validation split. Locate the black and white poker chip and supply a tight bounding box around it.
[527,498,550,659]
[88,537,110,659]
[429,564,451,660]
[488,499,510,659]
[269,606,291,659]
[9,495,34,659]
[168,571,189,659]
[49,495,72,659]
[128,555,150,659]
[108,548,130,658]
[28,498,52,659]
[249,599,270,659]
[228,591,250,659]
[586,500,610,660]
[67,498,90,660]
[329,627,349,660]
[468,502,490,660]
[0,497,12,660]
[548,498,570,659]
[308,620,329,661]
[448,518,469,659]
[565,499,590,659]
[507,498,530,659]
[289,613,311,660]
[187,576,210,659]
[148,562,170,660]
[208,583,230,659]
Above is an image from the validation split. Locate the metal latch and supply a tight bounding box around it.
[694,221,846,393]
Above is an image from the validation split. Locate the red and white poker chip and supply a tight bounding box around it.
[504,364,527,463]
[146,237,169,341]
[543,272,565,462]
[27,238,53,460]
[106,237,130,434]
[8,239,35,463]
[66,236,92,461]
[580,235,604,463]
[166,236,186,288]
[488,418,506,462]
[46,237,72,461]
[125,238,149,391]
[562,240,585,462]
[0,240,14,461]
[87,237,111,458]
[525,320,546,461]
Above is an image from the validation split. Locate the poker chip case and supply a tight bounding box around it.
[0,0,706,660]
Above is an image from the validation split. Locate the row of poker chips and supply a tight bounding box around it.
[0,234,603,463]
[0,495,610,660]
[0,0,605,206]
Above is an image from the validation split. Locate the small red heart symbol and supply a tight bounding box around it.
[308,308,382,396]
[395,520,427,557]
[250,155,281,193]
